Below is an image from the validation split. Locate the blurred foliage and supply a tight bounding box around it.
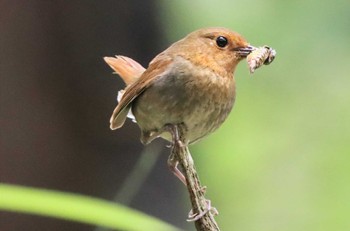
[0,183,180,231]
[159,0,350,230]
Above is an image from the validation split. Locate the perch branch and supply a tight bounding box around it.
[171,125,220,231]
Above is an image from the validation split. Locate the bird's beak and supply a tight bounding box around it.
[234,45,255,58]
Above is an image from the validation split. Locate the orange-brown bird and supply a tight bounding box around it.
[105,27,261,184]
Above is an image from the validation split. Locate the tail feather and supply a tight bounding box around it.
[104,55,145,85]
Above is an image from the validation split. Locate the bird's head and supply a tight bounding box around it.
[171,27,254,75]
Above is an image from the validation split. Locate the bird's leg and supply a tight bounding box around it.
[165,124,187,185]
[167,152,187,185]
[166,123,185,147]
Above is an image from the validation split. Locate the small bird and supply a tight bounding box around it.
[105,27,258,183]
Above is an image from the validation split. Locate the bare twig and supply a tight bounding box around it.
[171,125,220,231]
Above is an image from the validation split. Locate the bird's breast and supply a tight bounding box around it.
[180,61,236,142]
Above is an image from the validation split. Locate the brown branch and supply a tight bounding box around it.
[171,125,220,231]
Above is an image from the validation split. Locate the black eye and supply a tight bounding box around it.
[216,36,228,48]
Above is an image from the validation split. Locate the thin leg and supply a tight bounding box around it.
[165,124,187,185]
[167,155,187,185]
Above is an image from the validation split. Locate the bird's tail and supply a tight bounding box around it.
[104,55,145,86]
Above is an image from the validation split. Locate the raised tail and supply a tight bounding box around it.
[104,55,145,85]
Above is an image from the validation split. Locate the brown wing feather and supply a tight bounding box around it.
[110,55,172,129]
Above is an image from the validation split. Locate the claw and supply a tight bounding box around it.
[186,199,218,222]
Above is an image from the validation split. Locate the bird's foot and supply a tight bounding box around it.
[186,199,218,222]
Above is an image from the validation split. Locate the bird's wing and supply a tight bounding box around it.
[109,55,173,129]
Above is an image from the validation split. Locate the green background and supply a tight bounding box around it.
[160,0,350,230]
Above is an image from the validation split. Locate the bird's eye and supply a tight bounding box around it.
[216,36,228,48]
